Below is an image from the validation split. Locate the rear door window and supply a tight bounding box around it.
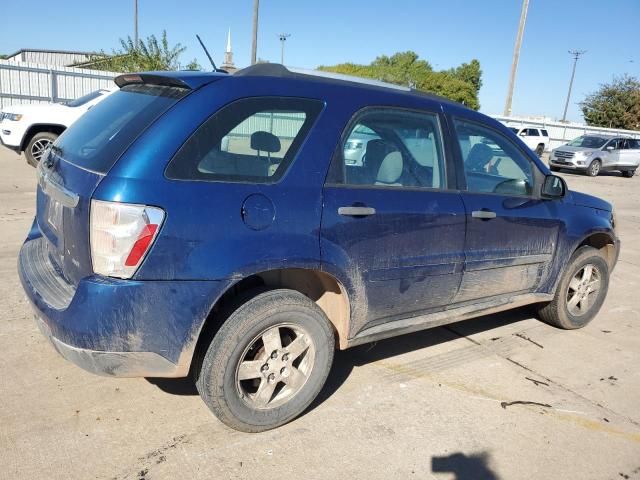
[54,84,188,173]
[166,97,323,183]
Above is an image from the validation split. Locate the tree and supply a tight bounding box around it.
[581,75,640,130]
[89,31,201,72]
[318,51,482,110]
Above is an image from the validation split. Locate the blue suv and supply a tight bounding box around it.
[19,65,620,432]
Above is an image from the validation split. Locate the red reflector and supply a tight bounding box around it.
[124,224,159,267]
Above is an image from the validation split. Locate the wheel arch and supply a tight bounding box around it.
[20,124,66,151]
[576,231,618,270]
[187,268,351,375]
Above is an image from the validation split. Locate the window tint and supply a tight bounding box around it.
[454,119,535,197]
[55,84,187,173]
[568,136,608,148]
[527,128,540,136]
[167,97,323,182]
[331,109,446,189]
[626,139,640,149]
[541,129,549,137]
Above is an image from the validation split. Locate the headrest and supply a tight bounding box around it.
[251,131,281,153]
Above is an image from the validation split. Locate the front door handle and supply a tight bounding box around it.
[338,206,376,216]
[471,209,497,220]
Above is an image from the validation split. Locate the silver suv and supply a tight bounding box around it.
[550,135,640,178]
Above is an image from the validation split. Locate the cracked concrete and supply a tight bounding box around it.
[0,150,639,479]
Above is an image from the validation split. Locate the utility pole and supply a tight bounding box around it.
[278,33,290,65]
[134,0,139,48]
[251,0,259,65]
[503,0,529,117]
[561,50,586,123]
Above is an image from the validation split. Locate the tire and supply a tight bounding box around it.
[622,169,636,178]
[535,144,544,157]
[195,289,335,432]
[25,131,58,167]
[586,159,601,177]
[537,246,609,329]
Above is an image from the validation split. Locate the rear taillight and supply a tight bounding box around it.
[90,200,165,279]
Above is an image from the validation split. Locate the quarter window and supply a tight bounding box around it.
[454,119,536,197]
[331,109,446,189]
[166,97,323,182]
[541,129,549,137]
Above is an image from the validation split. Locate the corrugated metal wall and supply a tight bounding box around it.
[6,51,93,67]
[0,60,117,109]
[492,115,640,149]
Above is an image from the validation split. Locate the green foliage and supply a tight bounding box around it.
[89,31,201,72]
[581,75,640,130]
[318,51,482,110]
[0,54,7,59]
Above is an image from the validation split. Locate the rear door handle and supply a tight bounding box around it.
[338,206,376,216]
[471,209,497,220]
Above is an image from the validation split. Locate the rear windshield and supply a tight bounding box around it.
[567,135,608,148]
[54,84,188,173]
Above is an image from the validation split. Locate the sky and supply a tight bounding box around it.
[2,0,639,122]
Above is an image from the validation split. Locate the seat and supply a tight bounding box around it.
[362,139,392,184]
[466,143,496,174]
[375,151,403,186]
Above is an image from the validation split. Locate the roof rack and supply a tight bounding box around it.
[234,63,411,92]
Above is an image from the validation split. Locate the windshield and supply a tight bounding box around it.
[567,136,608,149]
[65,90,106,107]
[54,84,188,173]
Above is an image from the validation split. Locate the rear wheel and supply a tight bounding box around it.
[537,246,609,329]
[535,144,544,157]
[622,169,636,178]
[586,159,601,177]
[195,289,335,432]
[25,131,58,167]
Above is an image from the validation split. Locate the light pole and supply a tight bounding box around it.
[503,0,529,116]
[561,50,586,123]
[134,0,139,48]
[251,0,259,65]
[278,33,290,65]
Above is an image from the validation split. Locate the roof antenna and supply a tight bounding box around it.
[196,34,224,73]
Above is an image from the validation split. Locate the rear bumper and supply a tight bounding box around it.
[19,233,228,378]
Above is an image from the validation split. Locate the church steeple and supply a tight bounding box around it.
[222,28,235,71]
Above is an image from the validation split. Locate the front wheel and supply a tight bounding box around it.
[25,131,58,167]
[586,159,601,177]
[195,289,335,432]
[535,144,544,157]
[537,246,609,329]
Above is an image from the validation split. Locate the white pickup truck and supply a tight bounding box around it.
[0,89,115,166]
[508,126,550,157]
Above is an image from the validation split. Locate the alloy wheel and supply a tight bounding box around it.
[235,323,315,410]
[566,263,601,316]
[31,139,53,162]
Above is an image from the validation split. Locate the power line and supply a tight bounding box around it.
[503,0,529,116]
[278,33,291,65]
[561,50,586,123]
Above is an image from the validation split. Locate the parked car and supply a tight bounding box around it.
[508,126,550,156]
[550,135,640,177]
[19,66,619,433]
[0,88,115,166]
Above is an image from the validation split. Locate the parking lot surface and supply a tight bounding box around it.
[1,148,639,480]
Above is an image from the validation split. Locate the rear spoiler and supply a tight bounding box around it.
[114,73,193,89]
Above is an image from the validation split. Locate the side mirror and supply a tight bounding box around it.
[605,145,615,151]
[542,174,566,199]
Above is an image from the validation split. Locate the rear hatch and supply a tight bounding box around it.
[36,81,190,286]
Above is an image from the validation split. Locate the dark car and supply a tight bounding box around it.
[19,65,620,432]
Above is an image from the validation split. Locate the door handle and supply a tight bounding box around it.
[471,209,497,220]
[338,206,376,216]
